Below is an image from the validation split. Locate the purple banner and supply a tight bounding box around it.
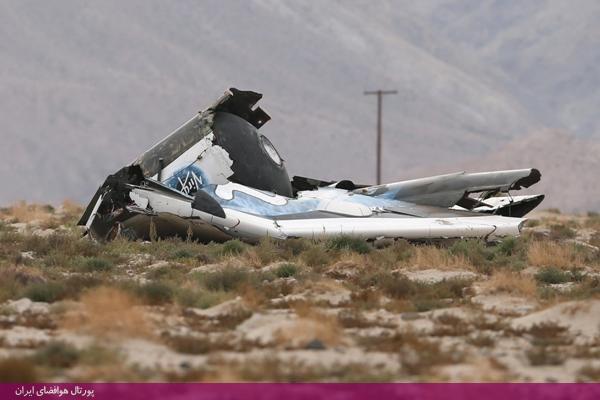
[2,383,599,400]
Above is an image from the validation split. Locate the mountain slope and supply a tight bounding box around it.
[400,0,600,138]
[0,0,597,211]
[402,130,600,212]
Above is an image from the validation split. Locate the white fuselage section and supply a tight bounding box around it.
[129,182,525,241]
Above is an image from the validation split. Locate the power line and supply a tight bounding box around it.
[364,90,397,185]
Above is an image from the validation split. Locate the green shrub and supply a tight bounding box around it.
[448,238,528,272]
[278,238,310,257]
[326,236,371,254]
[23,282,66,302]
[275,263,298,278]
[176,288,229,309]
[449,240,493,266]
[201,268,249,292]
[251,238,283,265]
[370,273,410,299]
[496,236,519,256]
[61,275,103,299]
[412,299,446,312]
[300,245,331,269]
[535,267,570,284]
[219,239,247,256]
[78,344,120,366]
[408,278,472,311]
[369,239,414,269]
[565,277,600,300]
[104,237,145,258]
[549,224,576,240]
[16,275,100,303]
[34,341,80,368]
[167,335,211,354]
[173,249,194,259]
[79,256,113,272]
[369,272,472,311]
[526,346,565,366]
[145,264,189,282]
[168,242,213,260]
[0,270,23,302]
[141,238,207,261]
[24,233,100,258]
[137,281,174,305]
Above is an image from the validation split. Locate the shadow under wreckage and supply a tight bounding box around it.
[79,88,544,243]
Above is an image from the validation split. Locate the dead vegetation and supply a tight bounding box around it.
[275,302,344,348]
[481,270,537,298]
[61,287,151,338]
[527,241,584,268]
[409,245,470,270]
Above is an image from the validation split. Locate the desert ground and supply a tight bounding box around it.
[0,202,598,382]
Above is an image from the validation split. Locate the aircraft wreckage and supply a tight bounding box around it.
[79,88,544,243]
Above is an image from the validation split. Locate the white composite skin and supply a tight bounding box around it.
[131,187,525,241]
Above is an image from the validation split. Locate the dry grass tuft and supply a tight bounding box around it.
[431,313,471,337]
[527,241,582,268]
[0,357,39,382]
[326,253,367,279]
[299,243,332,270]
[438,357,507,381]
[590,232,600,248]
[244,238,281,268]
[362,328,464,375]
[481,270,538,298]
[524,321,572,346]
[1,201,55,223]
[526,346,566,366]
[274,303,344,348]
[578,365,600,382]
[467,334,496,347]
[239,284,268,310]
[349,288,382,309]
[584,213,600,230]
[60,200,83,217]
[408,245,471,270]
[61,286,151,338]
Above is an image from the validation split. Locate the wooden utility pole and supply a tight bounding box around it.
[364,89,397,185]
